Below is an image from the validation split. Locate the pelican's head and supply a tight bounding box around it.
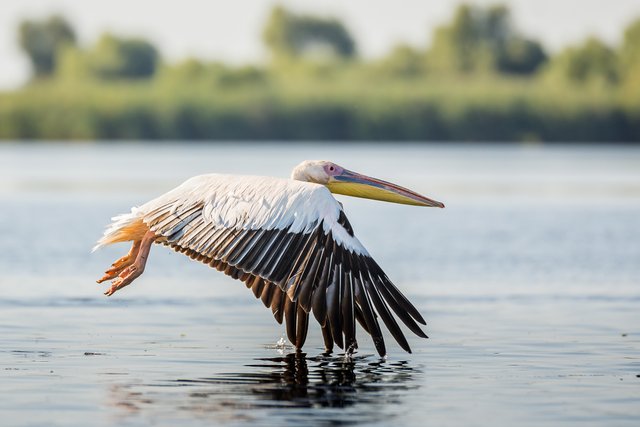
[291,160,444,208]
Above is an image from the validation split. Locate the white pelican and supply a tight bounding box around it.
[94,160,444,356]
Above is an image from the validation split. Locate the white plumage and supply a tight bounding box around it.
[95,160,444,357]
[95,174,366,255]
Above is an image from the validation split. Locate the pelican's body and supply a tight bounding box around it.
[95,161,444,356]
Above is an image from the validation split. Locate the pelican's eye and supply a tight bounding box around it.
[324,163,342,177]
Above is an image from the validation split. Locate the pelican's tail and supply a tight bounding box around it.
[92,208,148,252]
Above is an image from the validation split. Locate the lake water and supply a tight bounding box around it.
[0,142,639,426]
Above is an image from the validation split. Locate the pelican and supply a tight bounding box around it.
[94,160,444,356]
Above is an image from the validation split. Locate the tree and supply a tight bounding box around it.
[620,19,640,81]
[427,4,547,75]
[377,44,426,78]
[263,6,356,62]
[499,38,547,74]
[18,15,76,78]
[621,19,640,67]
[548,38,618,85]
[88,34,160,80]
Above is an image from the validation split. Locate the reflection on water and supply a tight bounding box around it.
[109,353,420,425]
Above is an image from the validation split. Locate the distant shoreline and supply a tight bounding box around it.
[1,80,638,143]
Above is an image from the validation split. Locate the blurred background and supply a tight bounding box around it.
[1,0,639,142]
[1,2,639,426]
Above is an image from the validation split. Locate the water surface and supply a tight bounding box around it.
[0,143,639,426]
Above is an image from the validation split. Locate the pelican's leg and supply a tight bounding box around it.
[104,231,156,296]
[96,240,142,284]
[321,324,334,355]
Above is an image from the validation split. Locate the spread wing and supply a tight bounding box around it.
[137,174,427,356]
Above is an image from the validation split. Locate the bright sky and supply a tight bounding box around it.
[1,0,639,89]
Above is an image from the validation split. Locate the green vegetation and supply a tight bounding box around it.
[18,15,76,78]
[263,6,357,62]
[428,5,546,75]
[1,4,639,142]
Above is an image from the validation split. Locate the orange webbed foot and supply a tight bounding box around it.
[104,265,141,296]
[96,241,142,284]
